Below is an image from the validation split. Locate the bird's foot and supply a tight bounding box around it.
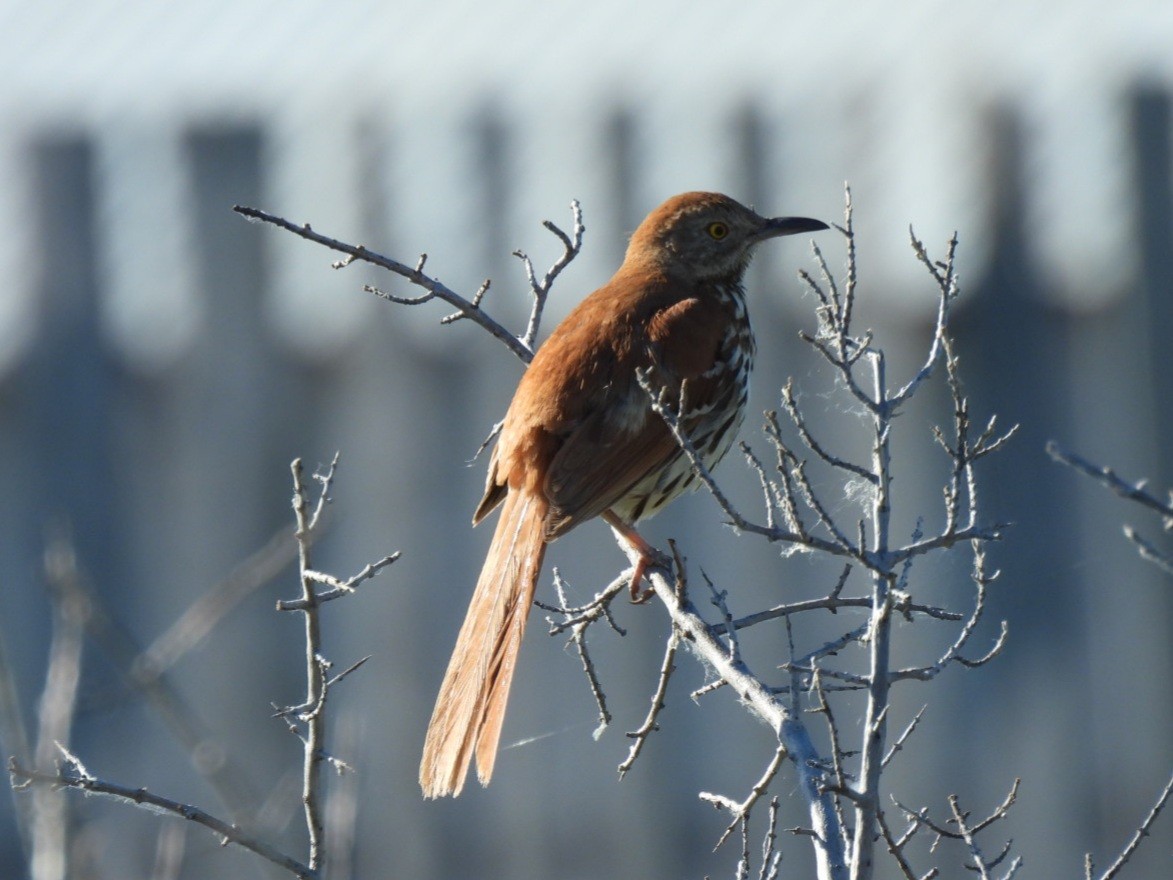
[602,511,671,603]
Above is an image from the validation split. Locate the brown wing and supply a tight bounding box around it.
[543,403,676,536]
[542,294,730,536]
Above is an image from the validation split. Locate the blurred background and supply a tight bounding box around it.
[1,1,1170,877]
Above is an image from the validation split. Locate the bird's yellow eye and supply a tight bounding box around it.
[707,221,729,240]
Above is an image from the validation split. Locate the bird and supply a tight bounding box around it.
[419,191,828,798]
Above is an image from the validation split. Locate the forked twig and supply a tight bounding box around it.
[234,201,585,366]
[617,628,680,778]
[699,744,788,850]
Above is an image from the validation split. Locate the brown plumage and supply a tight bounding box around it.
[419,192,827,798]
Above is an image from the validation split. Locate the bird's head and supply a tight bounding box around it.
[626,191,827,281]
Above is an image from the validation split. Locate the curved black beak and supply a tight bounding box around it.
[755,215,829,241]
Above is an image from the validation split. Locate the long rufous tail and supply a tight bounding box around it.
[419,489,548,798]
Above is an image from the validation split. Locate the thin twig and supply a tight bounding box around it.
[782,622,869,675]
[277,554,399,611]
[1124,526,1173,576]
[275,454,393,873]
[1046,442,1173,519]
[30,533,89,880]
[617,628,680,779]
[704,572,741,665]
[232,205,531,362]
[761,412,808,540]
[884,229,959,410]
[946,791,1022,880]
[892,778,1020,842]
[699,744,788,850]
[1091,771,1173,880]
[549,568,613,737]
[541,573,628,636]
[881,705,927,769]
[876,807,938,880]
[1048,442,1173,576]
[893,544,1008,681]
[809,670,852,852]
[760,798,784,880]
[741,441,780,531]
[782,380,874,483]
[638,369,860,564]
[516,201,585,351]
[288,459,329,869]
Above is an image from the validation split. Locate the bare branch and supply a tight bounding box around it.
[305,452,341,530]
[704,571,742,665]
[891,525,1008,565]
[882,706,927,770]
[759,798,784,880]
[548,568,613,737]
[885,229,957,412]
[440,278,491,324]
[1048,442,1173,579]
[9,753,316,879]
[232,205,533,363]
[516,200,585,350]
[788,456,859,556]
[618,628,680,779]
[741,440,780,531]
[638,369,861,564]
[894,545,1008,681]
[877,808,939,880]
[271,455,392,872]
[1123,526,1173,576]
[1091,771,1173,880]
[782,380,874,483]
[324,656,371,692]
[288,459,329,868]
[29,532,89,880]
[1047,442,1173,520]
[761,414,809,539]
[277,554,400,611]
[467,419,505,467]
[541,572,629,636]
[809,669,853,852]
[892,778,1020,842]
[946,789,1023,880]
[614,552,849,880]
[781,621,869,674]
[690,678,727,701]
[699,744,787,850]
[798,326,879,414]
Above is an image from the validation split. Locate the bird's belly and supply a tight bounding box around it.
[610,385,748,524]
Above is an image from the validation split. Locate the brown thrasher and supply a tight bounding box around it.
[420,191,827,798]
